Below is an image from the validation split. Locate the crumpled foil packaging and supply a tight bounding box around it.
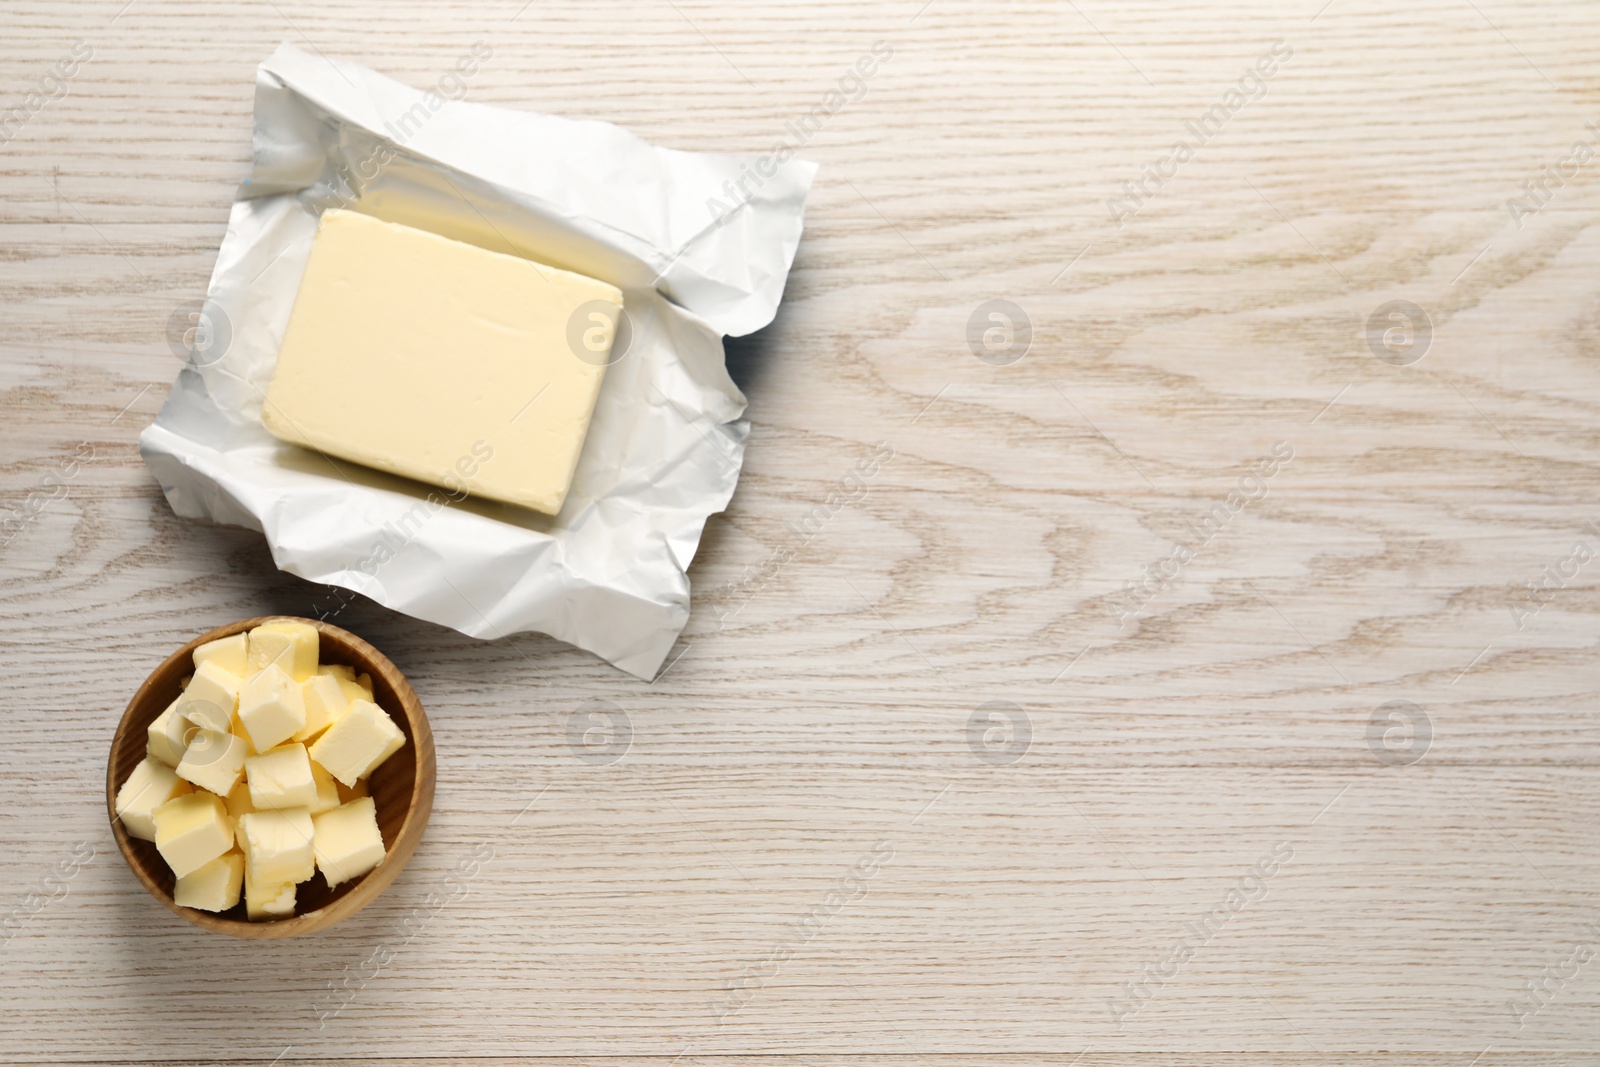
[140,43,815,678]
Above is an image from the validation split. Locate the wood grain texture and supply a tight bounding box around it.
[2,0,1600,1062]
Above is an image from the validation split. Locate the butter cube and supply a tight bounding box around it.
[224,780,255,849]
[320,663,373,706]
[308,698,405,787]
[249,621,319,682]
[147,697,194,767]
[174,850,244,913]
[297,673,349,742]
[308,758,341,814]
[192,632,248,677]
[244,870,296,921]
[174,660,242,734]
[238,663,307,751]
[239,807,315,885]
[175,727,249,796]
[338,674,373,706]
[245,744,317,810]
[153,792,234,878]
[312,797,386,887]
[229,709,259,756]
[114,757,191,841]
[262,209,620,515]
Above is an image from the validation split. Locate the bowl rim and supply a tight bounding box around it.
[106,615,433,938]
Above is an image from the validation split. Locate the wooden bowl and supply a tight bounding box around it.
[106,616,435,938]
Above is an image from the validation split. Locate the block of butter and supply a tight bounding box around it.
[262,209,622,516]
[312,796,386,887]
[174,851,244,913]
[115,757,191,841]
[153,791,234,879]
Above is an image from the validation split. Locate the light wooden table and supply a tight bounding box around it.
[3,0,1598,1063]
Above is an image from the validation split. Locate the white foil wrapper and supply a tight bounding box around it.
[140,43,815,678]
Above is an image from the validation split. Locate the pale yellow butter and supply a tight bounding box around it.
[152,792,234,878]
[122,621,397,919]
[224,780,255,849]
[248,621,319,682]
[239,807,315,885]
[229,709,258,756]
[175,727,249,796]
[261,209,620,516]
[336,674,373,707]
[245,744,317,810]
[312,796,386,887]
[114,757,191,842]
[308,697,405,788]
[175,660,242,734]
[238,663,307,751]
[146,697,193,768]
[174,850,244,913]
[319,663,373,707]
[192,633,248,677]
[308,757,341,815]
[297,672,348,742]
[244,870,296,921]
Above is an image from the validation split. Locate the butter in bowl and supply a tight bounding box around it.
[107,617,434,938]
